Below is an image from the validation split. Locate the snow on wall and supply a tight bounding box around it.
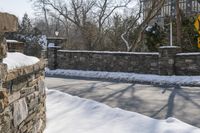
[6,40,19,43]
[176,53,200,56]
[159,46,180,48]
[3,52,40,70]
[59,50,159,55]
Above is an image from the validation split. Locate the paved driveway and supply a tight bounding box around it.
[46,77,200,127]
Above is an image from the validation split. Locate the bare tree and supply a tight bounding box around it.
[41,0,97,49]
[42,0,95,28]
[31,0,51,35]
[121,0,165,51]
[34,0,132,50]
[32,0,165,51]
[92,0,131,48]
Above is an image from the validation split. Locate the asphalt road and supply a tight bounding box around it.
[45,77,200,128]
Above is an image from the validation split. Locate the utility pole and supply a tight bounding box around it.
[170,0,176,46]
[176,0,182,46]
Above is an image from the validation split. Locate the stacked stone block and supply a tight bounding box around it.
[47,46,61,69]
[54,50,159,74]
[0,12,46,133]
[0,61,46,133]
[175,53,200,75]
[47,47,200,75]
[158,46,181,75]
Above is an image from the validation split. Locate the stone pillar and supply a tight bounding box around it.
[41,49,47,59]
[158,46,181,75]
[0,12,17,132]
[0,34,8,89]
[47,46,61,69]
[0,13,18,90]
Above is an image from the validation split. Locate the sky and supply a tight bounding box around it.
[0,0,34,20]
[0,0,137,21]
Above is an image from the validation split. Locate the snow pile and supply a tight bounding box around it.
[45,89,200,133]
[46,69,200,86]
[3,52,40,70]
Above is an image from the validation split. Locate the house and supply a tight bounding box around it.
[142,0,200,27]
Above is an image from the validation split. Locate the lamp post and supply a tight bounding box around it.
[55,31,59,37]
[54,31,59,47]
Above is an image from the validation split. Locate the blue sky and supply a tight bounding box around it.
[0,0,34,19]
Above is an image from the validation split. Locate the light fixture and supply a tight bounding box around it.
[55,31,59,37]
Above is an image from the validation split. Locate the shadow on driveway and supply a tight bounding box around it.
[46,77,200,127]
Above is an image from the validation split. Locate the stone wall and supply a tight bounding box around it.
[175,53,200,75]
[7,41,25,53]
[0,60,46,133]
[0,12,46,133]
[47,47,200,76]
[47,47,61,70]
[158,46,181,75]
[53,50,159,74]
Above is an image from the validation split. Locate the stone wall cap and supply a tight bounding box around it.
[48,46,61,48]
[4,60,45,82]
[47,37,66,40]
[176,53,200,56]
[159,46,180,49]
[6,40,24,44]
[58,50,159,55]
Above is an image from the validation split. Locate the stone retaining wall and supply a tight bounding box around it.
[57,50,159,74]
[0,60,46,133]
[175,53,200,75]
[47,47,200,75]
[0,12,46,133]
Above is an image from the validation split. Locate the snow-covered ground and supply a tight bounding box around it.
[45,89,200,133]
[3,52,39,70]
[46,69,200,86]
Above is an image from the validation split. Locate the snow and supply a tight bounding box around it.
[6,40,19,43]
[58,50,159,55]
[3,52,40,70]
[177,53,200,56]
[45,89,200,133]
[145,26,153,32]
[46,69,200,86]
[48,43,55,47]
[159,46,180,48]
[48,46,61,48]
[38,35,48,49]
